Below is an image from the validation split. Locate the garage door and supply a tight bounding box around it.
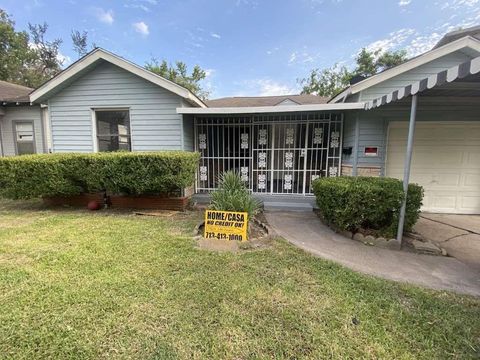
[386,122,480,214]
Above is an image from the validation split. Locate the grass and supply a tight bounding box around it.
[0,200,479,359]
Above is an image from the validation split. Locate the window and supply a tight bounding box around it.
[95,110,131,152]
[15,121,36,155]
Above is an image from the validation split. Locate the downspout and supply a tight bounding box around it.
[396,94,418,244]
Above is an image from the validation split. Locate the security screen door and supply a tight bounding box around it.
[195,113,342,195]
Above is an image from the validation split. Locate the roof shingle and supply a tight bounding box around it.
[0,80,32,103]
[205,94,328,108]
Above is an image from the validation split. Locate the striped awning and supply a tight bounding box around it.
[365,56,480,110]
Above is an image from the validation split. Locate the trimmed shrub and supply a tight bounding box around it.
[210,171,262,219]
[312,176,423,238]
[0,152,200,199]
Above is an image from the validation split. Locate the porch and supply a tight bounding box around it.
[192,112,344,195]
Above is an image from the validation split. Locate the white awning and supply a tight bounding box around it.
[177,102,365,115]
[365,56,480,110]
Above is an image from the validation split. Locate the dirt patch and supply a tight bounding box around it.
[0,253,34,266]
[0,216,43,229]
[197,238,241,252]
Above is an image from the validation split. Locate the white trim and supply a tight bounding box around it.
[330,36,480,103]
[91,109,98,153]
[30,48,206,108]
[92,107,132,152]
[365,55,480,110]
[177,102,365,115]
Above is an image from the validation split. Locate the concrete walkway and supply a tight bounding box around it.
[415,214,480,272]
[265,211,480,297]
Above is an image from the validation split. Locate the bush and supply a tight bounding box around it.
[312,176,423,238]
[0,152,200,199]
[210,171,262,219]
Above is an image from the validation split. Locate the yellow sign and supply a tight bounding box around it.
[204,209,248,241]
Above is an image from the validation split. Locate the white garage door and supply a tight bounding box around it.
[386,121,480,214]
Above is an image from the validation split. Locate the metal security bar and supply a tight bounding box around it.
[194,113,343,195]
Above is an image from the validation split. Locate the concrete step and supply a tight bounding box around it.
[263,201,313,212]
[193,193,316,212]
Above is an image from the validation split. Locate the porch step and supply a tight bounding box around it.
[192,193,316,212]
[262,201,313,212]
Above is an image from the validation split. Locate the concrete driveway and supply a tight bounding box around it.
[265,211,480,297]
[414,213,480,272]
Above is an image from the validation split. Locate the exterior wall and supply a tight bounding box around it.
[358,52,473,102]
[48,61,188,153]
[0,105,44,156]
[341,164,381,177]
[181,110,195,151]
[342,110,387,175]
[342,99,480,176]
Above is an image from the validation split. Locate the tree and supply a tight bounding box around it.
[71,29,88,58]
[145,58,209,100]
[0,9,63,88]
[300,48,408,97]
[300,65,353,99]
[0,10,32,86]
[27,22,63,85]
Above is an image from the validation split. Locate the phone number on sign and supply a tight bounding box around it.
[205,232,244,241]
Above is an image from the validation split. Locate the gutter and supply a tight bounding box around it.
[177,102,365,115]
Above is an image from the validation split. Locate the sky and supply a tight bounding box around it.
[1,0,480,98]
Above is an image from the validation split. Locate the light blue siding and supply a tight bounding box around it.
[359,52,473,101]
[48,61,188,153]
[342,111,387,171]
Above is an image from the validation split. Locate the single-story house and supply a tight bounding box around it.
[1,26,479,215]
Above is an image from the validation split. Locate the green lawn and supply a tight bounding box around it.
[0,200,479,359]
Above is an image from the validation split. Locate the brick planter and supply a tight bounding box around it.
[44,193,190,211]
[43,193,104,207]
[109,195,189,211]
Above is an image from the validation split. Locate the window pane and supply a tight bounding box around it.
[97,136,131,152]
[96,111,130,136]
[17,142,35,155]
[16,123,34,142]
[15,122,35,155]
[96,110,131,152]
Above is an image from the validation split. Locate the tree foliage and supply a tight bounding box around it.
[300,48,408,97]
[0,9,63,88]
[0,10,32,86]
[71,29,88,58]
[145,58,209,100]
[26,22,63,86]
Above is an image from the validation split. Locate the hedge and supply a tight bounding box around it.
[312,176,423,238]
[0,152,200,199]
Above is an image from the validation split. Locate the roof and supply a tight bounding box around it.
[365,55,480,110]
[177,102,364,115]
[434,25,480,49]
[205,94,329,107]
[30,48,206,107]
[0,80,32,103]
[330,35,480,103]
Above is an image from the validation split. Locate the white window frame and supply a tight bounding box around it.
[13,120,36,155]
[91,108,132,153]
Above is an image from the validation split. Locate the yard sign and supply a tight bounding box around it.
[204,210,248,241]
